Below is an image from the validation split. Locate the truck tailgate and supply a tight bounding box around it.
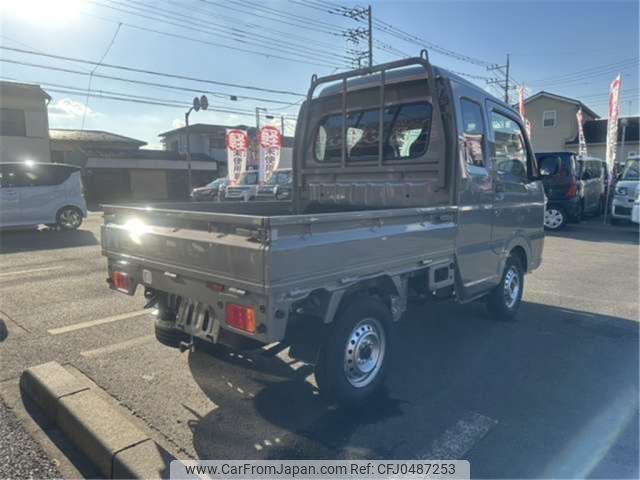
[101,209,267,290]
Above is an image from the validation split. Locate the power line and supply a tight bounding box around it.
[81,23,122,130]
[89,0,347,69]
[0,57,299,106]
[528,57,639,85]
[197,0,342,36]
[0,45,305,96]
[158,0,341,52]
[99,0,351,65]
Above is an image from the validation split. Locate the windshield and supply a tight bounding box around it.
[205,179,221,188]
[237,171,258,185]
[621,160,640,180]
[265,171,291,185]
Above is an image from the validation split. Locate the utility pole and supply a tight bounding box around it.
[280,116,285,137]
[504,53,510,103]
[367,5,373,67]
[487,53,512,104]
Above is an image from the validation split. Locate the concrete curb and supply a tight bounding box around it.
[20,362,174,479]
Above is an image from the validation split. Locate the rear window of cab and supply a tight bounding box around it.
[313,101,433,163]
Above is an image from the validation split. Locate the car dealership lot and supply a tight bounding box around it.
[0,214,638,478]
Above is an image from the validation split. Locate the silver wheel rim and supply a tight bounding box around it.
[503,267,520,309]
[544,208,563,229]
[344,317,385,388]
[59,209,81,229]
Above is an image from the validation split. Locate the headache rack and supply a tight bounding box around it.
[293,50,447,212]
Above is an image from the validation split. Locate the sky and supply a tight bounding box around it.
[0,0,638,149]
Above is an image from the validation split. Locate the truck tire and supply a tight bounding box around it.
[486,255,524,321]
[314,296,392,406]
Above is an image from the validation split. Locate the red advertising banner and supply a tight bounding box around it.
[226,129,249,184]
[258,126,282,183]
[605,74,622,173]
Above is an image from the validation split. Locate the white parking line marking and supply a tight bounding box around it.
[80,335,154,358]
[0,266,62,278]
[48,310,149,335]
[420,412,497,459]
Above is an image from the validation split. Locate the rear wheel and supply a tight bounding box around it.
[486,255,524,321]
[544,206,566,230]
[56,206,83,230]
[315,296,391,406]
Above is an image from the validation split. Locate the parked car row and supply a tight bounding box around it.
[535,151,640,230]
[191,168,292,202]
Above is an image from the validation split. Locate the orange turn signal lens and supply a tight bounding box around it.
[112,271,130,293]
[225,304,256,333]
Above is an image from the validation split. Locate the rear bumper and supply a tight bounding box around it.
[105,257,286,345]
[612,196,635,219]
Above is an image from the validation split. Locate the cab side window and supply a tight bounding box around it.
[460,99,485,167]
[490,111,529,182]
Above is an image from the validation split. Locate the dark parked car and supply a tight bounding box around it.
[191,177,228,201]
[536,152,604,230]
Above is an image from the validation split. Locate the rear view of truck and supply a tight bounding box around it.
[102,51,466,405]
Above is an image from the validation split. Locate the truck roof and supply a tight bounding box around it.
[318,64,515,114]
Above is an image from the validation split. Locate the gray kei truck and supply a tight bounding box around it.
[101,52,545,405]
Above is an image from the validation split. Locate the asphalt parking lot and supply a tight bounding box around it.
[0,213,638,479]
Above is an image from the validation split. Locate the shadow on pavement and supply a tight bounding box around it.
[0,228,98,254]
[187,300,638,477]
[547,218,639,245]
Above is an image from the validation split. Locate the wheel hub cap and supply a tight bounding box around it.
[344,318,385,388]
[544,209,563,229]
[503,267,520,309]
[60,210,80,228]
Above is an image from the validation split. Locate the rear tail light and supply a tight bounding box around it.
[112,271,130,293]
[565,182,578,198]
[225,304,256,333]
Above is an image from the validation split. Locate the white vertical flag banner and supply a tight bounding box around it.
[258,125,282,183]
[605,74,622,174]
[576,108,588,157]
[226,129,249,184]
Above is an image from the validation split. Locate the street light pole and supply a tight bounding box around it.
[185,107,193,194]
[184,95,208,197]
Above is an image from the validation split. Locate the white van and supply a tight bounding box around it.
[0,162,87,230]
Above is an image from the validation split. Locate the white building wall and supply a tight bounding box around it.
[0,90,51,162]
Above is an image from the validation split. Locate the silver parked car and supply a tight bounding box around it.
[611,156,640,223]
[0,162,87,230]
[255,169,292,200]
[224,170,259,201]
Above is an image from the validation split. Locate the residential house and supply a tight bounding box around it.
[565,117,639,165]
[523,91,599,153]
[523,90,638,166]
[0,81,51,163]
[159,123,294,169]
[49,128,221,205]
